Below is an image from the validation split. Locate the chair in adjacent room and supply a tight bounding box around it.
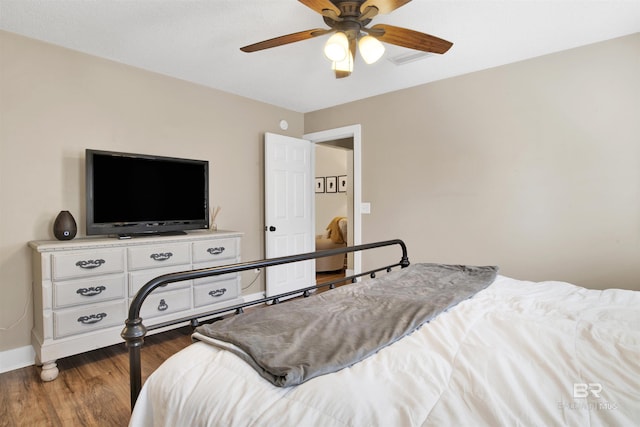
[315,217,347,272]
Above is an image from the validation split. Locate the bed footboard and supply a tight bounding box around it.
[122,239,409,409]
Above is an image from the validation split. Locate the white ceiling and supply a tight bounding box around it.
[1,1,639,113]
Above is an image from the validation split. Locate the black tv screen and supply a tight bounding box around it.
[86,149,209,237]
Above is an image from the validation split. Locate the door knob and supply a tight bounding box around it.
[269,226,276,232]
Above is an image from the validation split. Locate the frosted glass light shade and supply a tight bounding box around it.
[324,32,349,62]
[332,51,354,73]
[358,35,385,64]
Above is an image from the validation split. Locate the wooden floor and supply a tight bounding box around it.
[0,326,193,427]
[315,270,351,292]
[1,271,346,427]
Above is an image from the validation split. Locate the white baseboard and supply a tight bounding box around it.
[0,345,35,374]
[242,291,265,304]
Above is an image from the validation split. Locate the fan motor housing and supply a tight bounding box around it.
[323,1,373,31]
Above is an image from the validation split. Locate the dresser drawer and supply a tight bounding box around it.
[53,300,126,339]
[192,238,239,263]
[137,288,191,320]
[129,265,191,295]
[128,243,191,270]
[193,277,239,308]
[52,249,125,280]
[54,275,125,309]
[192,260,238,285]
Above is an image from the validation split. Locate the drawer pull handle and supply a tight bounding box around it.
[158,299,168,311]
[77,313,107,325]
[75,259,106,269]
[76,286,106,297]
[150,252,173,262]
[209,288,227,298]
[207,247,225,255]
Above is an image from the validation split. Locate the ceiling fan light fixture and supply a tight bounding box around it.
[332,51,354,74]
[324,32,349,62]
[358,35,385,64]
[241,1,454,79]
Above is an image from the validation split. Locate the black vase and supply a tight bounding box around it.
[53,210,77,240]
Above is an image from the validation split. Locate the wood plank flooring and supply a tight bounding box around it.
[1,272,346,427]
[0,326,193,427]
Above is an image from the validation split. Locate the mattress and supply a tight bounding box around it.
[129,275,640,426]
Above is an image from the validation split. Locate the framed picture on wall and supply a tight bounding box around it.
[326,176,337,193]
[315,177,325,193]
[338,175,347,192]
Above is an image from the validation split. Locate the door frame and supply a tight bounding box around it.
[305,124,362,276]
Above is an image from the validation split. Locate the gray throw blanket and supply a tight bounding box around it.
[196,263,498,387]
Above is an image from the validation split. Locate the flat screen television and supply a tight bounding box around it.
[86,149,209,237]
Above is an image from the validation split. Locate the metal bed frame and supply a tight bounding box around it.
[121,239,410,409]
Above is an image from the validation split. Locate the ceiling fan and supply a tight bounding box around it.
[240,0,453,78]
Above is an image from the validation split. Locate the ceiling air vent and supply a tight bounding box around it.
[387,51,434,66]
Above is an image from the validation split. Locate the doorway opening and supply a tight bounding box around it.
[305,125,362,278]
[314,142,352,279]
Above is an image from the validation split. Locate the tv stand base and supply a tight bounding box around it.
[117,230,188,239]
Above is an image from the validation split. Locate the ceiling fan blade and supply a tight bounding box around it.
[240,29,331,53]
[299,0,341,16]
[360,0,412,15]
[369,24,453,54]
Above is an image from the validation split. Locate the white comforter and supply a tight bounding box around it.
[129,276,640,426]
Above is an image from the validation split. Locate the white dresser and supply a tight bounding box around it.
[29,230,243,381]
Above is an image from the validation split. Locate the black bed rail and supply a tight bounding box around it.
[122,239,409,409]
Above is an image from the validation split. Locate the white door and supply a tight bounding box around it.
[264,133,314,298]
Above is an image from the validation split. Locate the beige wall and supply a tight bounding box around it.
[306,33,640,291]
[2,29,638,359]
[0,31,304,353]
